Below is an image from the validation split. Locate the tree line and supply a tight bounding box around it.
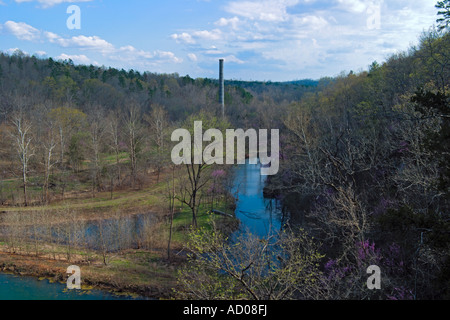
[261,28,450,299]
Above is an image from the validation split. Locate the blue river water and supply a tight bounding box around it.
[231,158,284,238]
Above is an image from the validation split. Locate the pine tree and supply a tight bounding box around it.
[436,0,450,31]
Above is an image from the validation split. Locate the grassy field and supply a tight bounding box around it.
[0,165,238,299]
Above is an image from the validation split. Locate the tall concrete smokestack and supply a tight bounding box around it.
[219,59,224,117]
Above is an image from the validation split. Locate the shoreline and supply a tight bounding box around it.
[0,212,239,300]
[0,167,239,300]
[0,250,179,300]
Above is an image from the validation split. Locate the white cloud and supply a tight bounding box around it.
[66,35,115,52]
[118,45,153,59]
[171,29,223,45]
[43,31,59,42]
[56,53,97,65]
[34,50,47,56]
[293,15,329,30]
[3,20,183,73]
[193,29,223,41]
[4,47,29,55]
[221,55,245,64]
[46,33,115,53]
[110,46,182,67]
[4,0,440,81]
[204,46,224,55]
[261,38,326,70]
[154,50,183,64]
[171,32,195,44]
[225,0,300,22]
[175,0,439,80]
[14,0,93,9]
[215,17,240,30]
[3,21,40,41]
[336,0,369,13]
[187,53,198,62]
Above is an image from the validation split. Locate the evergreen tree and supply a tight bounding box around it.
[436,0,450,31]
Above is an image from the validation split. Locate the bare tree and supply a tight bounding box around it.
[177,162,210,228]
[166,164,177,259]
[10,112,35,206]
[87,107,106,197]
[175,112,229,228]
[144,104,169,182]
[106,110,122,185]
[41,116,58,204]
[176,219,326,300]
[145,104,168,152]
[124,102,144,189]
[97,218,111,266]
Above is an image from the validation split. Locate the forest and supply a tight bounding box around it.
[0,4,449,300]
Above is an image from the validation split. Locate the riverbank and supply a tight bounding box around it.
[0,213,238,299]
[0,247,182,299]
[0,165,239,299]
[0,208,238,299]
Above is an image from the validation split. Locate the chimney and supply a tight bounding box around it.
[219,59,224,117]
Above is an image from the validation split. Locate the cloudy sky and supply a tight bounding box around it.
[0,0,439,81]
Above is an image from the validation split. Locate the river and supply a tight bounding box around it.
[0,160,285,300]
[231,158,285,238]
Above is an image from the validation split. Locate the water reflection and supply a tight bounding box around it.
[231,159,285,239]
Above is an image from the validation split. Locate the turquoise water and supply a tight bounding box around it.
[0,272,139,300]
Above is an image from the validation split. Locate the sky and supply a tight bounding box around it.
[0,0,440,82]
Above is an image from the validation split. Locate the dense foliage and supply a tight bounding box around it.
[267,29,450,299]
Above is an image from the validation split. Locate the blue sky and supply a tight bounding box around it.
[0,0,440,81]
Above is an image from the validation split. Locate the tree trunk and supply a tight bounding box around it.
[22,164,28,206]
